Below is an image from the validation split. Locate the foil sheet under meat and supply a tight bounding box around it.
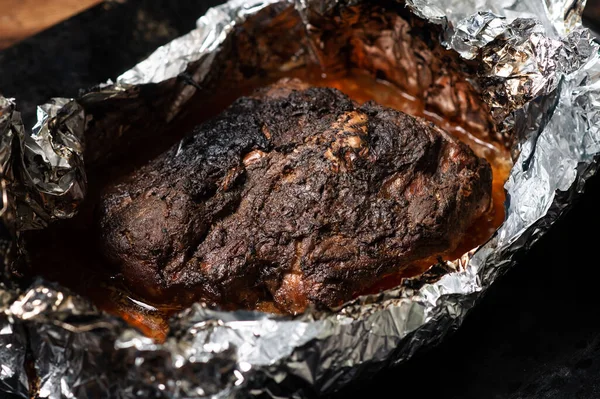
[1,0,599,397]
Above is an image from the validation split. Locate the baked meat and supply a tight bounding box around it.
[97,79,492,313]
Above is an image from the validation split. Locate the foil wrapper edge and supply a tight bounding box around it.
[1,0,599,397]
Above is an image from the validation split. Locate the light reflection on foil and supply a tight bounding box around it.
[1,0,599,398]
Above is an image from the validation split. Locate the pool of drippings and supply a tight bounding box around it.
[25,68,511,342]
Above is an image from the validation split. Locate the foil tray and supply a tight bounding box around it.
[1,0,599,397]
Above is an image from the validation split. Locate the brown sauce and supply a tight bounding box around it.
[25,68,511,342]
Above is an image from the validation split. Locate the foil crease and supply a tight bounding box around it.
[0,98,19,226]
[405,0,583,38]
[118,0,284,85]
[19,99,86,228]
[0,315,28,398]
[1,0,598,398]
[1,98,87,232]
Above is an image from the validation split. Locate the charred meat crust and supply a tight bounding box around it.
[97,78,492,313]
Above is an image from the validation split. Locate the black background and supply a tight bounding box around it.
[1,1,600,398]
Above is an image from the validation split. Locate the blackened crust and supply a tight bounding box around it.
[97,79,492,313]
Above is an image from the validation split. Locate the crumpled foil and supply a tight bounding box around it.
[1,0,599,397]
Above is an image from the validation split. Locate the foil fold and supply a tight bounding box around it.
[1,0,599,398]
[20,99,86,228]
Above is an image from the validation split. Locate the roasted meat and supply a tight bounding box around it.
[97,79,492,313]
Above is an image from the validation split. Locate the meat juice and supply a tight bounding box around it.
[25,69,511,341]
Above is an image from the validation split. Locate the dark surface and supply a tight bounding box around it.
[0,0,224,125]
[1,1,599,398]
[98,79,491,313]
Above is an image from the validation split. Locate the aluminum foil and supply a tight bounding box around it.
[1,0,599,397]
